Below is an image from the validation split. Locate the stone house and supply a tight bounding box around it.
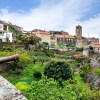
[55,34,75,46]
[92,43,100,53]
[32,29,76,47]
[31,29,51,44]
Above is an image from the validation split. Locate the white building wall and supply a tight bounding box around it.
[0,24,3,30]
[0,32,13,42]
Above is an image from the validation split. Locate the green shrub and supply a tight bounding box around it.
[25,78,100,100]
[34,50,43,56]
[15,82,29,91]
[33,71,42,79]
[80,71,86,78]
[1,46,14,52]
[65,51,72,56]
[80,64,90,78]
[44,61,73,80]
[75,47,83,51]
[81,64,90,72]
[25,78,79,100]
[75,56,87,63]
[18,52,33,67]
[91,69,100,76]
[44,50,54,57]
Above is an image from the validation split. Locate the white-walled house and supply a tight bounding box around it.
[0,23,12,42]
[0,20,23,43]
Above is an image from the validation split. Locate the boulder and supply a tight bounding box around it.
[84,72,100,90]
[90,59,100,69]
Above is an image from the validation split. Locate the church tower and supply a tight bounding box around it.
[76,24,82,39]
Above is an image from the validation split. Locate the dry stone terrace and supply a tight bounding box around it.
[0,75,27,100]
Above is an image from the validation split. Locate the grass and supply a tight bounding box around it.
[1,62,47,85]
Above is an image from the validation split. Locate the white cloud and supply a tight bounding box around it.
[0,0,100,39]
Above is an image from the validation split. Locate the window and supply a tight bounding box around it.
[3,25,7,31]
[0,32,2,34]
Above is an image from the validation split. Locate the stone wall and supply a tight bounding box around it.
[0,75,27,100]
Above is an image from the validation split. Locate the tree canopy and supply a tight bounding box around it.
[16,34,41,45]
[44,61,73,80]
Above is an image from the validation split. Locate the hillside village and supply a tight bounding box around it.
[0,20,100,100]
[0,20,100,53]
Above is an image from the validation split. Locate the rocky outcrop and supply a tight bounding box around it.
[0,75,27,100]
[90,59,100,69]
[84,72,100,90]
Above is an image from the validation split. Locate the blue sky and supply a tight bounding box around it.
[0,0,40,12]
[0,0,100,38]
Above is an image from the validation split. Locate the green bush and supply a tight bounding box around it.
[33,71,42,79]
[44,61,73,80]
[43,50,54,57]
[80,64,90,78]
[91,69,100,76]
[80,71,86,78]
[24,78,100,100]
[75,47,83,51]
[18,52,33,67]
[34,50,44,56]
[15,82,29,91]
[65,51,72,56]
[1,46,14,52]
[25,78,79,100]
[75,56,87,63]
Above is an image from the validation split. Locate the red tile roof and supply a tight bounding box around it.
[39,32,50,35]
[0,20,21,28]
[56,35,75,39]
[92,43,100,47]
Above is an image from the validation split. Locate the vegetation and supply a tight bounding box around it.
[65,51,72,56]
[16,34,41,49]
[75,47,83,51]
[91,68,100,76]
[0,47,100,100]
[44,61,73,80]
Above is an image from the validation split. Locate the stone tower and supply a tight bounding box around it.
[76,24,82,39]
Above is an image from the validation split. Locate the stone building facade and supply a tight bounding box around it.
[76,24,99,48]
[31,29,51,44]
[92,43,100,53]
[31,29,75,47]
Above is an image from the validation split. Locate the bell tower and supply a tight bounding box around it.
[76,24,82,39]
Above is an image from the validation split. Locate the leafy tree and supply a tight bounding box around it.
[20,34,41,45]
[41,42,49,49]
[44,61,73,80]
[16,34,41,49]
[9,26,17,33]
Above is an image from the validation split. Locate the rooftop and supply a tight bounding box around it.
[56,35,75,39]
[0,20,21,28]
